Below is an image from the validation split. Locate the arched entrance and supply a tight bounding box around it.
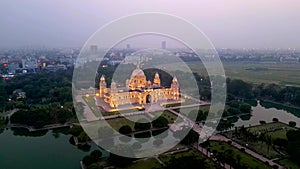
[146,94,151,103]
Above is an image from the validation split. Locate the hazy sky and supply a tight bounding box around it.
[0,0,299,49]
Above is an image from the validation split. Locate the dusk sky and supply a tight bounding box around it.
[0,0,299,49]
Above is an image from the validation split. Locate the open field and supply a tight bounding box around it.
[186,61,300,86]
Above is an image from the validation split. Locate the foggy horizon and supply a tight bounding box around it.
[0,0,300,49]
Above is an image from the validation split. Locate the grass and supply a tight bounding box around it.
[208,141,273,169]
[151,110,182,123]
[82,111,178,138]
[176,105,210,117]
[277,158,299,169]
[247,122,296,141]
[247,122,295,134]
[186,61,300,86]
[224,122,296,159]
[81,118,136,138]
[117,158,162,169]
[82,96,102,117]
[159,150,219,169]
[238,141,279,159]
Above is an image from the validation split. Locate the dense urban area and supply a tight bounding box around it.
[1,47,300,169]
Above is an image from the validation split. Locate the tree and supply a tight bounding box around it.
[180,129,199,145]
[266,135,272,154]
[0,82,7,111]
[236,154,242,167]
[239,103,252,113]
[69,125,83,137]
[227,108,241,115]
[56,108,73,123]
[83,155,97,167]
[224,149,234,169]
[164,155,208,169]
[91,150,102,159]
[289,121,296,127]
[10,109,51,128]
[227,79,253,99]
[152,116,169,128]
[273,138,288,148]
[134,119,151,131]
[259,120,266,125]
[295,91,300,106]
[78,132,91,143]
[119,125,132,135]
[228,100,240,108]
[87,163,103,169]
[109,145,134,167]
[286,130,300,165]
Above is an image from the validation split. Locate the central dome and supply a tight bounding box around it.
[131,68,145,78]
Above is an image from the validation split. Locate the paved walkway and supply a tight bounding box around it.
[9,123,72,132]
[209,134,285,169]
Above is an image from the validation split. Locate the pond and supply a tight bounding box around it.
[0,128,104,169]
[234,100,300,127]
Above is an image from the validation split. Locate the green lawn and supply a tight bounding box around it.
[81,118,136,138]
[159,150,219,169]
[247,122,294,133]
[277,158,299,169]
[82,96,102,117]
[117,158,162,169]
[152,110,182,123]
[238,140,279,159]
[247,122,296,141]
[224,122,296,159]
[176,105,210,117]
[208,141,272,169]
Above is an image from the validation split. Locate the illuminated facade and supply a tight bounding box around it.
[99,67,180,108]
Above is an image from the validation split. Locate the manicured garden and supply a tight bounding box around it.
[207,141,272,169]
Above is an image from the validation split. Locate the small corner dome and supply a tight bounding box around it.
[111,81,117,86]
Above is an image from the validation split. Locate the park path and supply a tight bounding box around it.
[209,134,285,169]
[9,123,72,132]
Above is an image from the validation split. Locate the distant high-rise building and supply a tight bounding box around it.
[161,41,166,49]
[8,63,20,74]
[90,45,98,55]
[22,58,37,69]
[126,44,131,49]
